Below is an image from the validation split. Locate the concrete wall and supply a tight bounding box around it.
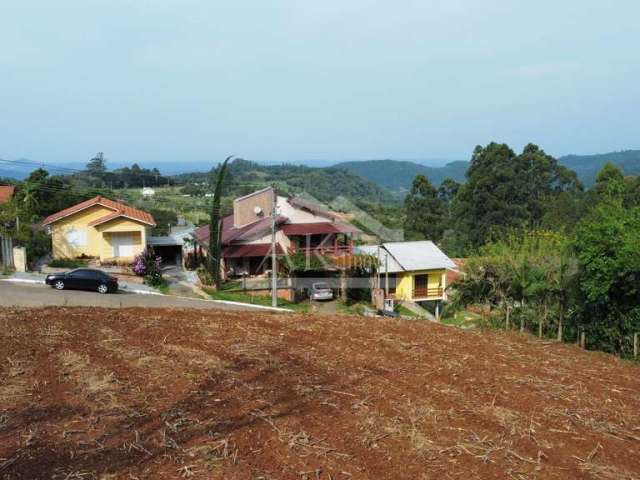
[233,188,274,228]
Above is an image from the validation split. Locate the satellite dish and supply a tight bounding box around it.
[254,206,263,215]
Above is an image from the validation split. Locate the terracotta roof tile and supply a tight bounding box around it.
[0,185,15,204]
[42,196,155,227]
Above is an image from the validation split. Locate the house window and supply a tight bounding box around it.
[66,228,87,247]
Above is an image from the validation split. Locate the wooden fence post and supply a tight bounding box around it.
[634,333,638,359]
[580,331,586,350]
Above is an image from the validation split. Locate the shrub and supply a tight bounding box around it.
[132,247,163,286]
[196,265,213,286]
[49,258,88,269]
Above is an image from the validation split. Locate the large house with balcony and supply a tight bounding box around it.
[191,187,361,278]
[357,241,456,308]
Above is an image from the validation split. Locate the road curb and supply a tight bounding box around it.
[1,278,294,312]
[0,278,45,285]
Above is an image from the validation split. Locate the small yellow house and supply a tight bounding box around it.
[42,196,156,263]
[359,241,456,303]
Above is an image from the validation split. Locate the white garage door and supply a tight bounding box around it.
[112,233,134,258]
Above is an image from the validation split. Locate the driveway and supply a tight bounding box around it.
[0,282,291,312]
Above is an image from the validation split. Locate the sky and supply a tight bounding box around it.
[1,0,640,169]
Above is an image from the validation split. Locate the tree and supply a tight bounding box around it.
[594,162,625,197]
[208,156,233,289]
[451,143,582,251]
[86,152,107,185]
[403,174,445,241]
[572,197,640,354]
[437,177,460,204]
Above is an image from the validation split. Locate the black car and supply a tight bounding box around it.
[45,268,118,294]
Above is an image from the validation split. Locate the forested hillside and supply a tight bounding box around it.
[558,149,640,185]
[333,159,467,194]
[174,158,396,205]
[334,150,640,193]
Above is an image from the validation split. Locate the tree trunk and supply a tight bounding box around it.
[539,303,548,338]
[505,304,511,330]
[340,270,348,302]
[557,302,564,342]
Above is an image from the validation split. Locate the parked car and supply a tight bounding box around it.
[310,282,334,301]
[45,268,118,294]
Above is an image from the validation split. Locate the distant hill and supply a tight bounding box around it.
[334,150,640,192]
[173,158,397,205]
[558,150,640,186]
[333,159,468,194]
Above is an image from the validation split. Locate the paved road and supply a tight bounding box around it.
[0,282,291,312]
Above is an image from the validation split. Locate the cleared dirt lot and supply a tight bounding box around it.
[1,307,639,479]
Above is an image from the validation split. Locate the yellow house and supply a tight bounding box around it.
[42,196,156,263]
[359,241,456,303]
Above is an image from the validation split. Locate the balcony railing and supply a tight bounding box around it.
[413,287,444,299]
[296,245,353,255]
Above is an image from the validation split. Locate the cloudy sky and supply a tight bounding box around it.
[1,0,639,166]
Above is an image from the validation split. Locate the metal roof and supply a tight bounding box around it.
[354,245,404,273]
[355,241,455,273]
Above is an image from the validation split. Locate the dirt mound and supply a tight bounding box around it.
[1,307,639,479]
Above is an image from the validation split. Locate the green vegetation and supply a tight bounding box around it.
[440,309,482,328]
[335,150,640,194]
[334,159,468,195]
[336,299,370,315]
[208,156,231,289]
[48,258,88,269]
[559,149,640,186]
[396,304,420,319]
[207,289,310,313]
[154,280,170,295]
[177,158,397,205]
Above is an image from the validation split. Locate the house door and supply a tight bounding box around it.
[414,274,428,298]
[112,233,134,258]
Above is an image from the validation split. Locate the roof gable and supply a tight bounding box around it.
[42,196,156,227]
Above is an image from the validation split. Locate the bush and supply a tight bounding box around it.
[49,258,88,269]
[196,265,213,286]
[132,247,163,286]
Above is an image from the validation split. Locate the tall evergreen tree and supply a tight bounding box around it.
[208,156,233,288]
[403,174,445,241]
[452,143,581,250]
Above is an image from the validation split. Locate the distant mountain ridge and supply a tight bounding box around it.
[558,150,640,185]
[333,150,640,192]
[332,159,468,194]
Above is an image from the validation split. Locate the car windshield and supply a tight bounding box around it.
[313,282,330,290]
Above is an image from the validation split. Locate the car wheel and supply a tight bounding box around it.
[54,280,65,290]
[97,284,109,294]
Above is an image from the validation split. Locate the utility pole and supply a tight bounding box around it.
[271,186,278,308]
[384,253,389,298]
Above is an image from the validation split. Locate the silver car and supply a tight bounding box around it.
[310,282,334,301]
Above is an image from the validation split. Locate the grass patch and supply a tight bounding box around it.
[208,289,309,312]
[441,309,482,328]
[396,304,420,319]
[154,279,170,295]
[48,258,89,269]
[336,300,370,315]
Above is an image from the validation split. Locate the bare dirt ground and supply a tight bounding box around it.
[1,307,639,480]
